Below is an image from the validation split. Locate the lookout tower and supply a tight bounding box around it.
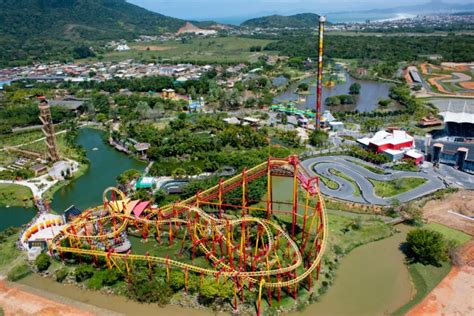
[316,16,326,129]
[38,100,60,162]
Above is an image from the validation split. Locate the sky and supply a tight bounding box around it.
[128,0,473,21]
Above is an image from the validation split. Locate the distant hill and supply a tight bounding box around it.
[241,13,322,28]
[0,0,186,41]
[0,0,216,66]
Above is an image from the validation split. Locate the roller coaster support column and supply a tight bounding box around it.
[266,157,273,219]
[218,179,223,219]
[242,168,247,215]
[257,277,265,316]
[291,156,299,239]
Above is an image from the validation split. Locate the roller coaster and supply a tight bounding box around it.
[48,156,328,315]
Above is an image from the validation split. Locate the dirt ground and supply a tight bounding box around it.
[407,241,474,316]
[422,190,474,236]
[460,81,474,90]
[0,281,94,316]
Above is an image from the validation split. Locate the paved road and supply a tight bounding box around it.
[301,156,446,205]
[434,164,474,190]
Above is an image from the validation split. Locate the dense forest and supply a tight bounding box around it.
[0,0,191,66]
[264,34,474,62]
[241,13,322,28]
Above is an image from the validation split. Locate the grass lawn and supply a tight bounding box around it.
[424,223,471,245]
[318,174,339,190]
[95,36,276,64]
[392,261,451,316]
[369,177,427,198]
[0,130,44,148]
[0,234,23,275]
[329,168,362,197]
[348,160,385,174]
[0,184,33,207]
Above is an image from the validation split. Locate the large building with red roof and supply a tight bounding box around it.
[358,130,424,164]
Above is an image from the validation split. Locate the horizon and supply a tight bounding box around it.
[127,0,474,23]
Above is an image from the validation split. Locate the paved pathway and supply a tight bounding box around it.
[301,156,446,205]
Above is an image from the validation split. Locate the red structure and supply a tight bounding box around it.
[362,130,414,153]
[50,156,329,315]
[315,16,326,129]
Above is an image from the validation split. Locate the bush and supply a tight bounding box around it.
[75,265,95,282]
[35,253,51,272]
[406,229,448,266]
[309,130,328,147]
[7,263,31,281]
[198,278,233,305]
[127,270,173,305]
[54,268,69,282]
[169,270,185,292]
[87,269,120,289]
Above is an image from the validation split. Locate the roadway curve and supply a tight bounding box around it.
[301,156,446,205]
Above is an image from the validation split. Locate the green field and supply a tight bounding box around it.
[97,36,276,64]
[0,234,23,275]
[425,223,471,245]
[0,184,33,207]
[348,159,385,174]
[369,177,427,198]
[318,173,339,190]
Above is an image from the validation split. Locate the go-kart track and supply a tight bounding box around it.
[301,156,446,205]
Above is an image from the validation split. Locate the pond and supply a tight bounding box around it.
[294,225,413,316]
[0,128,145,230]
[49,128,145,212]
[0,206,36,232]
[274,72,395,113]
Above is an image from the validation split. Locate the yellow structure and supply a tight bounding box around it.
[49,156,328,315]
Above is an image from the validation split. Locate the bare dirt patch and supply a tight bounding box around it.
[133,45,175,51]
[407,241,474,316]
[422,190,474,236]
[0,281,94,316]
[460,81,474,90]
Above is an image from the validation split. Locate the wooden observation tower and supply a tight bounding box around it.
[38,100,60,162]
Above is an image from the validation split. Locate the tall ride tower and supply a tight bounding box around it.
[316,16,326,129]
[38,100,60,162]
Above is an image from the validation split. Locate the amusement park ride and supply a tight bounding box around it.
[25,18,329,316]
[47,156,328,315]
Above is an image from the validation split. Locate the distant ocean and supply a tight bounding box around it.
[327,12,416,23]
[206,12,415,25]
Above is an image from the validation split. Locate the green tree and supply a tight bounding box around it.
[35,253,51,272]
[406,229,448,266]
[75,265,95,282]
[297,82,309,92]
[128,270,173,305]
[117,169,141,186]
[309,130,328,148]
[54,268,69,282]
[349,82,361,95]
[172,168,187,178]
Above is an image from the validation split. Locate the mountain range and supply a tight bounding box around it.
[241,13,322,28]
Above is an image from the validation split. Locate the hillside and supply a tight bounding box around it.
[0,0,188,67]
[241,13,321,28]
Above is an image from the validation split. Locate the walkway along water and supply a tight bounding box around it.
[0,128,145,230]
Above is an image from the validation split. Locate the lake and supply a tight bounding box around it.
[0,128,145,231]
[274,72,395,113]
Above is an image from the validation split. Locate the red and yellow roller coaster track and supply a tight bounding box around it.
[48,156,328,315]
